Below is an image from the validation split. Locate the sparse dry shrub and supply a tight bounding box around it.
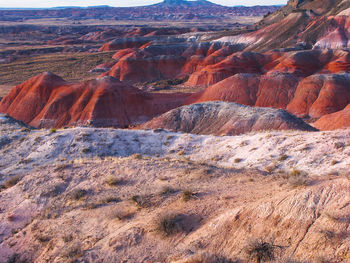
[85,202,101,210]
[131,153,143,160]
[286,169,309,188]
[108,207,135,221]
[180,252,237,263]
[181,190,197,202]
[264,163,278,174]
[234,158,243,163]
[49,128,57,133]
[240,140,249,146]
[82,147,91,153]
[7,254,27,263]
[189,167,213,180]
[178,150,185,156]
[34,233,51,243]
[102,196,121,204]
[314,255,331,263]
[4,176,21,188]
[62,234,73,243]
[156,213,187,236]
[105,175,124,186]
[282,259,304,263]
[278,154,288,162]
[7,214,16,221]
[54,163,71,172]
[334,142,344,149]
[61,241,82,262]
[246,239,277,263]
[69,188,87,201]
[131,195,150,208]
[331,160,338,166]
[160,186,177,196]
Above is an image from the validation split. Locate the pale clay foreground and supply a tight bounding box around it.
[1,114,350,262]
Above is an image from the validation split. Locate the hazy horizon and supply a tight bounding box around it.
[0,0,287,8]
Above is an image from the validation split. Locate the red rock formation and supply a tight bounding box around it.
[188,71,350,118]
[313,104,350,130]
[187,73,260,106]
[187,73,300,109]
[268,50,327,77]
[185,52,266,86]
[99,37,155,52]
[286,74,326,117]
[112,48,137,60]
[286,73,350,118]
[255,73,300,109]
[307,74,350,117]
[0,72,67,124]
[0,73,189,128]
[105,50,186,83]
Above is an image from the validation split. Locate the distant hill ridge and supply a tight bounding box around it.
[156,0,219,6]
[0,1,280,21]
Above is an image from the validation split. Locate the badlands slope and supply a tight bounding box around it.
[1,114,350,262]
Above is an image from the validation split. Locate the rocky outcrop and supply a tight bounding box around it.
[140,101,316,135]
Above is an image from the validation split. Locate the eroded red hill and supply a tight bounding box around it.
[0,73,188,128]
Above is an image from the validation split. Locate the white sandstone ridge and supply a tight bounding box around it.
[139,101,316,135]
[1,114,349,178]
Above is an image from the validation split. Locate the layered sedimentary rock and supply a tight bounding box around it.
[0,72,187,128]
[313,104,350,130]
[216,0,350,51]
[186,72,350,119]
[140,101,316,135]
